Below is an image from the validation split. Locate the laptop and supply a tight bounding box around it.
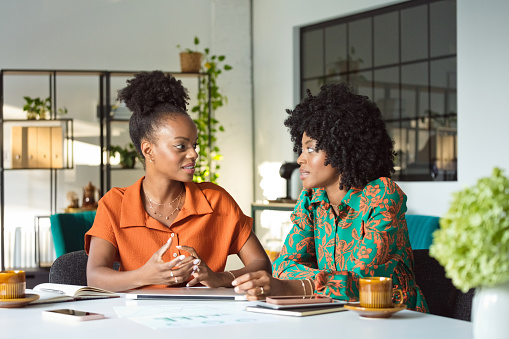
[125,287,247,301]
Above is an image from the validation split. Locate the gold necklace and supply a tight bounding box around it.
[143,183,184,220]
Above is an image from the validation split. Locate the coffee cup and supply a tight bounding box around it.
[0,270,26,299]
[359,277,403,308]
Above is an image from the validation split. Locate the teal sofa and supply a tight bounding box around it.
[405,214,440,250]
[50,211,96,258]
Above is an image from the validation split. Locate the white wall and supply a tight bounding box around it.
[252,0,509,216]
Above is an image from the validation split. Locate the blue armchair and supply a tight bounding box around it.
[405,214,440,250]
[50,211,96,258]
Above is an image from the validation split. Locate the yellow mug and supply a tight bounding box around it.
[0,270,26,299]
[359,277,403,308]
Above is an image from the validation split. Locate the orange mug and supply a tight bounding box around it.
[0,270,26,299]
[359,277,403,308]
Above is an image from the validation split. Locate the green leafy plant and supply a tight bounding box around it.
[23,96,51,120]
[23,96,68,120]
[429,167,509,292]
[178,36,233,183]
[110,143,139,169]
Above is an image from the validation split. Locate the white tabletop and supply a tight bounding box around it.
[2,296,472,339]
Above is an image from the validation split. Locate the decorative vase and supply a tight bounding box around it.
[179,52,202,73]
[472,280,509,339]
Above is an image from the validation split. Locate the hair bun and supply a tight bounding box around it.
[118,71,189,116]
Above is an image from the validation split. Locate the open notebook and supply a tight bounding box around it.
[125,287,247,301]
[27,283,119,305]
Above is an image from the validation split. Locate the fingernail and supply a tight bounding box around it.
[231,280,237,286]
[186,283,189,287]
[193,259,200,265]
[178,255,185,260]
[234,287,240,293]
[193,265,198,271]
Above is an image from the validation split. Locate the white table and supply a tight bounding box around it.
[1,296,472,339]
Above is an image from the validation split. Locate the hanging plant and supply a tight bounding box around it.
[178,36,232,183]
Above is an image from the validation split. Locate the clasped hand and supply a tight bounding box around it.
[141,237,224,287]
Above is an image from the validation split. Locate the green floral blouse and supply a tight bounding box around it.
[272,177,428,312]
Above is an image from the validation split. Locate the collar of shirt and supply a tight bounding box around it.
[119,177,213,229]
[308,186,363,212]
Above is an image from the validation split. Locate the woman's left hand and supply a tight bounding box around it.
[176,245,224,288]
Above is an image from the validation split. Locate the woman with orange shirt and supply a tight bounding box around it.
[232,83,428,312]
[85,71,271,292]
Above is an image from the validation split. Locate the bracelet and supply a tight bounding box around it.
[306,279,314,295]
[226,271,236,280]
[300,279,307,296]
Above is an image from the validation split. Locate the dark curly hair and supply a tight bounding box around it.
[284,83,395,191]
[117,71,190,158]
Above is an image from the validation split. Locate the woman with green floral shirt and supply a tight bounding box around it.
[233,83,428,312]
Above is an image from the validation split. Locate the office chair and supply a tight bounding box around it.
[49,250,120,286]
[413,249,474,321]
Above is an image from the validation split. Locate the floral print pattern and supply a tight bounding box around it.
[273,177,428,312]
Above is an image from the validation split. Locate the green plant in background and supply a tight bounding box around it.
[110,143,139,169]
[429,167,509,292]
[23,96,51,120]
[178,36,232,183]
[23,96,68,120]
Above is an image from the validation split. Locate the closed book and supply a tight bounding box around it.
[245,304,346,317]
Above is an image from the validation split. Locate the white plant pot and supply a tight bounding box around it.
[472,280,509,339]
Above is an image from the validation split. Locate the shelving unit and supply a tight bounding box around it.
[0,69,210,270]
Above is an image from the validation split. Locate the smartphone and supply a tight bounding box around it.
[42,309,105,321]
[266,295,333,305]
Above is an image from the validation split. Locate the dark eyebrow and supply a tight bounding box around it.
[174,136,198,143]
[304,139,315,146]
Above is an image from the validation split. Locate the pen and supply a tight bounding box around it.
[39,288,64,294]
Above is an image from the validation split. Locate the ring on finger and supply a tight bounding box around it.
[260,286,264,295]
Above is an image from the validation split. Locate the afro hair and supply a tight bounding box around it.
[284,83,395,190]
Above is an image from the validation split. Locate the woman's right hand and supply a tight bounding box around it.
[232,270,286,300]
[138,237,196,286]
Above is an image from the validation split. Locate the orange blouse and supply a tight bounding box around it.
[85,177,252,273]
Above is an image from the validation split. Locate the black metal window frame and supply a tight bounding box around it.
[299,0,457,182]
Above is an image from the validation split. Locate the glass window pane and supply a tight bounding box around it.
[325,24,347,76]
[374,67,399,121]
[351,71,372,98]
[401,5,428,62]
[401,62,429,120]
[349,18,372,69]
[302,79,322,97]
[430,0,456,57]
[302,29,324,79]
[374,12,399,67]
[430,57,457,117]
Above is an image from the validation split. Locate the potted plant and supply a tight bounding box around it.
[177,36,232,183]
[177,36,203,73]
[23,96,51,120]
[110,143,139,169]
[23,96,68,120]
[429,167,509,339]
